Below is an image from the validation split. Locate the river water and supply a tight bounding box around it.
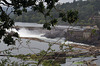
[0,22,100,66]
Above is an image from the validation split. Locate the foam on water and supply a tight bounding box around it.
[7,28,65,43]
[19,29,88,45]
[7,28,45,38]
[7,27,88,45]
[18,28,43,37]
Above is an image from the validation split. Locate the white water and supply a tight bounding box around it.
[17,28,45,38]
[7,23,89,46]
[7,28,45,38]
[7,27,66,44]
[14,22,90,45]
[1,22,100,66]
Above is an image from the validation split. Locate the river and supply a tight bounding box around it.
[0,22,100,66]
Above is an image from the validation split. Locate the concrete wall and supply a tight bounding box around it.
[65,29,99,45]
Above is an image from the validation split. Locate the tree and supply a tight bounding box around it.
[0,0,78,45]
[1,1,100,66]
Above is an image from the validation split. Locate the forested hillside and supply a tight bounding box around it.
[14,0,100,25]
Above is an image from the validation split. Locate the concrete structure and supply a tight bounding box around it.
[65,28,99,45]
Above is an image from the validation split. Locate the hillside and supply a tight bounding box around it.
[13,0,100,26]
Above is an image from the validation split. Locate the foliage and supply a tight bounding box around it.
[0,59,30,66]
[14,0,100,26]
[67,10,78,24]
[3,35,15,46]
[0,0,99,66]
[0,0,78,45]
[91,29,96,35]
[73,61,84,64]
[0,0,80,66]
[42,60,61,66]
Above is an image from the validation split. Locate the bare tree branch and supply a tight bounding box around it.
[2,0,13,5]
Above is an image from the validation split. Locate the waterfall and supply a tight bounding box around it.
[7,28,45,38]
[6,22,88,45]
